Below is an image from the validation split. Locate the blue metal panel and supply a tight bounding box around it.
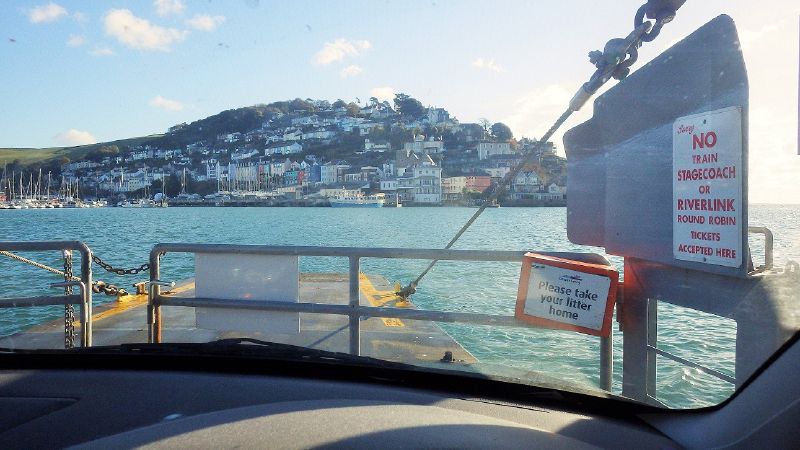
[564,15,749,277]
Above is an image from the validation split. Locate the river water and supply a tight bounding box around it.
[1,205,798,408]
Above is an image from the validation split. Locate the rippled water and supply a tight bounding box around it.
[1,205,797,408]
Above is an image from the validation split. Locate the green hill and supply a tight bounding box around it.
[0,135,162,168]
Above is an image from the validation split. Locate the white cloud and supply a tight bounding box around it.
[185,14,225,32]
[149,95,184,112]
[370,87,394,102]
[312,38,371,65]
[88,46,114,57]
[154,0,185,17]
[28,3,67,23]
[55,129,96,146]
[104,9,187,51]
[471,57,505,73]
[66,34,86,47]
[340,65,363,78]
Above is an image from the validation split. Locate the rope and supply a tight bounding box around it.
[398,1,684,297]
[0,250,80,281]
[398,110,573,298]
[0,250,129,296]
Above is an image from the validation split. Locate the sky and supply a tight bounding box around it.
[0,0,798,203]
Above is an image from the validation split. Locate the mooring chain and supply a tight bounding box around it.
[63,250,76,349]
[397,0,685,299]
[91,254,150,276]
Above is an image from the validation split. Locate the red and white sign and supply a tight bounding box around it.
[673,107,743,267]
[515,253,618,337]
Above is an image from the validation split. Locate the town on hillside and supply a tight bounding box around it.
[1,94,567,208]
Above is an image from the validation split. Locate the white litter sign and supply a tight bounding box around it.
[516,253,618,337]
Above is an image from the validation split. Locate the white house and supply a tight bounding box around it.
[409,163,442,204]
[403,135,444,155]
[427,107,450,124]
[511,171,540,199]
[320,163,350,185]
[301,129,337,140]
[484,167,511,178]
[266,142,303,155]
[205,159,220,180]
[357,122,382,136]
[477,142,514,160]
[380,180,398,191]
[364,139,391,153]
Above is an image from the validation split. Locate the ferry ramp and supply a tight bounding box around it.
[0,273,477,367]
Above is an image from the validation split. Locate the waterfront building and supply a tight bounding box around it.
[465,176,491,193]
[442,176,466,202]
[510,170,540,200]
[379,180,398,192]
[307,164,321,183]
[408,159,442,204]
[320,163,351,185]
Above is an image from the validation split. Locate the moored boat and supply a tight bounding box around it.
[329,193,385,208]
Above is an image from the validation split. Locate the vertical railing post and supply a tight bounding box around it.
[621,257,659,403]
[600,334,613,391]
[348,256,360,356]
[80,247,92,346]
[149,250,162,344]
[79,283,90,347]
[646,297,658,398]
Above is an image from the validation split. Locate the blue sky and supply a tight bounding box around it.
[1,0,798,202]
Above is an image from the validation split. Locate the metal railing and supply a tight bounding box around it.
[632,226,774,394]
[0,241,94,347]
[748,226,774,271]
[148,243,616,390]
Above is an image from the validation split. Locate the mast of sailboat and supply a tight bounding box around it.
[181,168,186,195]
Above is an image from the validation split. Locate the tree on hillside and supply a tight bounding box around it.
[393,93,425,119]
[345,102,360,117]
[333,99,347,109]
[491,122,513,141]
[478,118,491,134]
[289,98,317,113]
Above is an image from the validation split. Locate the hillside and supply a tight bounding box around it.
[0,98,326,168]
[0,136,162,168]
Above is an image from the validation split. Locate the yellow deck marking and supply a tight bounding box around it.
[72,282,195,327]
[75,278,408,329]
[358,273,410,327]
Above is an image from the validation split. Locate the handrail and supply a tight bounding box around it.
[149,243,615,391]
[0,241,93,347]
[748,226,773,271]
[648,345,735,385]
